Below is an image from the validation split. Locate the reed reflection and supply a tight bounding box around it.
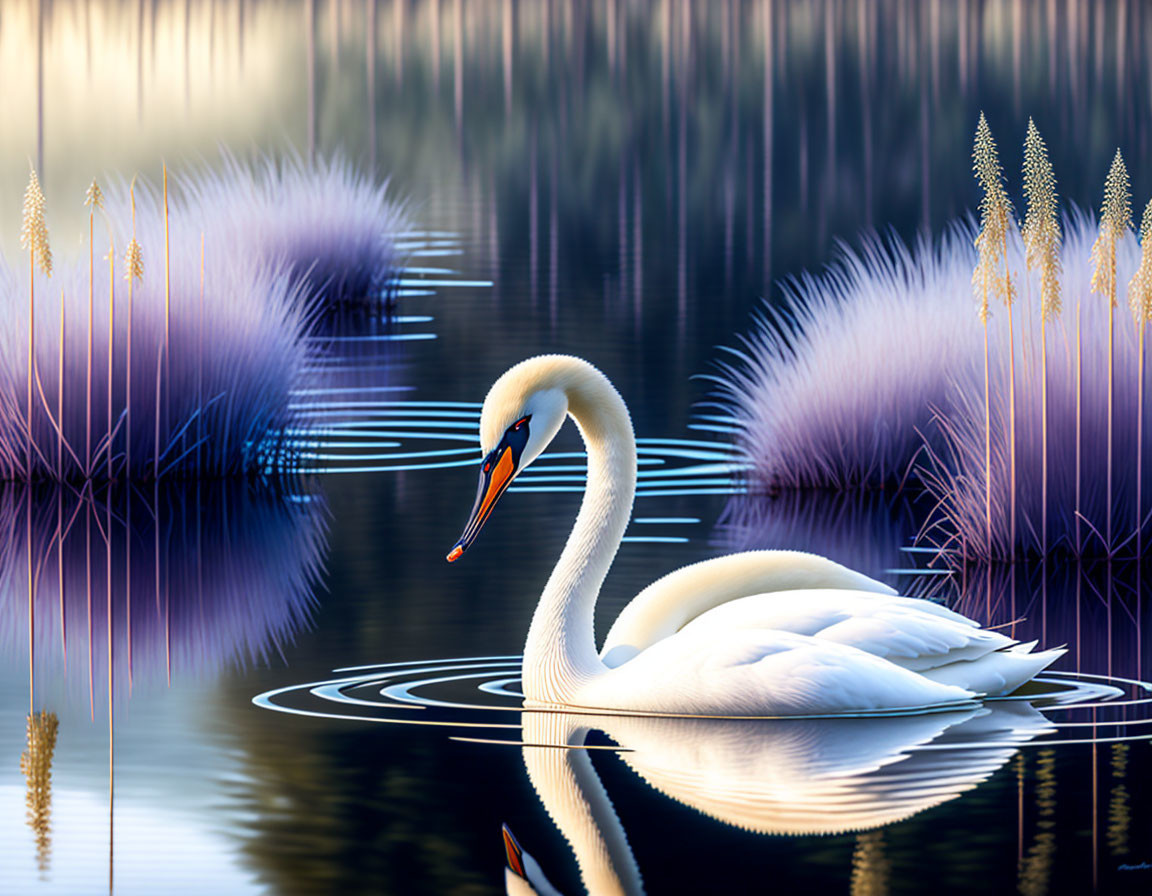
[0,481,327,703]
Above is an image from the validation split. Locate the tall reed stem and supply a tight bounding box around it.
[984,316,992,560]
[1139,325,1145,557]
[1041,316,1048,554]
[1076,296,1082,552]
[1005,236,1017,559]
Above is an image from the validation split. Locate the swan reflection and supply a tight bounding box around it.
[508,703,1054,895]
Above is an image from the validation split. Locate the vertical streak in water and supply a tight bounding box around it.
[763,0,774,295]
[632,155,643,328]
[618,154,628,312]
[958,0,969,93]
[136,0,145,117]
[930,0,940,104]
[549,155,559,330]
[1046,0,1057,96]
[661,0,670,136]
[823,0,835,248]
[330,0,341,70]
[677,61,687,338]
[431,0,441,93]
[529,128,539,304]
[1013,0,1023,110]
[367,0,377,173]
[920,56,930,232]
[858,0,872,228]
[503,0,513,114]
[306,0,316,163]
[237,0,245,71]
[393,0,404,84]
[36,0,44,176]
[453,0,463,134]
[184,0,191,106]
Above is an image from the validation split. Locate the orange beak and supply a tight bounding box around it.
[446,445,518,561]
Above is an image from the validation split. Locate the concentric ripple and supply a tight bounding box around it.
[253,655,1151,748]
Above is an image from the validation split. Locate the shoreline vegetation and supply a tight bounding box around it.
[723,115,1152,563]
[2,156,404,485]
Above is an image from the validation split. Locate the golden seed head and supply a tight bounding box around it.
[1021,119,1062,322]
[20,168,52,277]
[1128,198,1152,325]
[124,239,144,283]
[972,113,1016,315]
[84,179,104,210]
[1091,150,1132,305]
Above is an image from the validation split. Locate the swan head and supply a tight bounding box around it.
[447,356,573,561]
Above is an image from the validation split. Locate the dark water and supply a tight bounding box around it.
[3,2,1152,894]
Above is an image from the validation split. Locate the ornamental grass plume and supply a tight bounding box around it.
[1127,199,1152,556]
[20,709,59,875]
[180,154,407,311]
[0,178,314,483]
[713,227,982,492]
[1021,119,1062,555]
[972,113,1018,560]
[1090,150,1132,553]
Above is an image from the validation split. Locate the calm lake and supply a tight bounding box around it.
[2,2,1151,894]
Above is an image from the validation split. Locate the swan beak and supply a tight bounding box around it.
[447,444,518,561]
[502,824,527,880]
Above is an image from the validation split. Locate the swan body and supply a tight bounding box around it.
[448,355,1064,716]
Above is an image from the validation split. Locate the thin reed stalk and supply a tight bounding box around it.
[85,181,103,476]
[124,179,144,485]
[973,113,1015,559]
[1022,120,1062,556]
[1128,199,1152,557]
[1090,150,1131,554]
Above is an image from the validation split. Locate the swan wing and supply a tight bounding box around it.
[577,628,978,717]
[601,551,897,667]
[674,589,1012,668]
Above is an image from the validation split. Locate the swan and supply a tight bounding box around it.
[447,355,1064,716]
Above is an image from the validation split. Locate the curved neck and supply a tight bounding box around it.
[522,374,636,704]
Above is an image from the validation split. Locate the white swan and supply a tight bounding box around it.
[447,355,1063,716]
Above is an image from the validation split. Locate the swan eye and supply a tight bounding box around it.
[512,416,530,431]
[483,462,491,473]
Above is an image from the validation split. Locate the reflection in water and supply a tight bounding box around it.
[850,830,890,896]
[0,481,327,698]
[1017,748,1057,896]
[515,705,1053,895]
[714,489,927,586]
[19,709,59,877]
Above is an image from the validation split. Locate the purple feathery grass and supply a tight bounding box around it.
[0,482,327,697]
[715,227,983,491]
[922,213,1147,561]
[0,179,313,483]
[180,154,407,311]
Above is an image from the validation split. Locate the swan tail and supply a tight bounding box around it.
[919,645,1066,697]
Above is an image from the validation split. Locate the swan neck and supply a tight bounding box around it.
[522,374,635,704]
